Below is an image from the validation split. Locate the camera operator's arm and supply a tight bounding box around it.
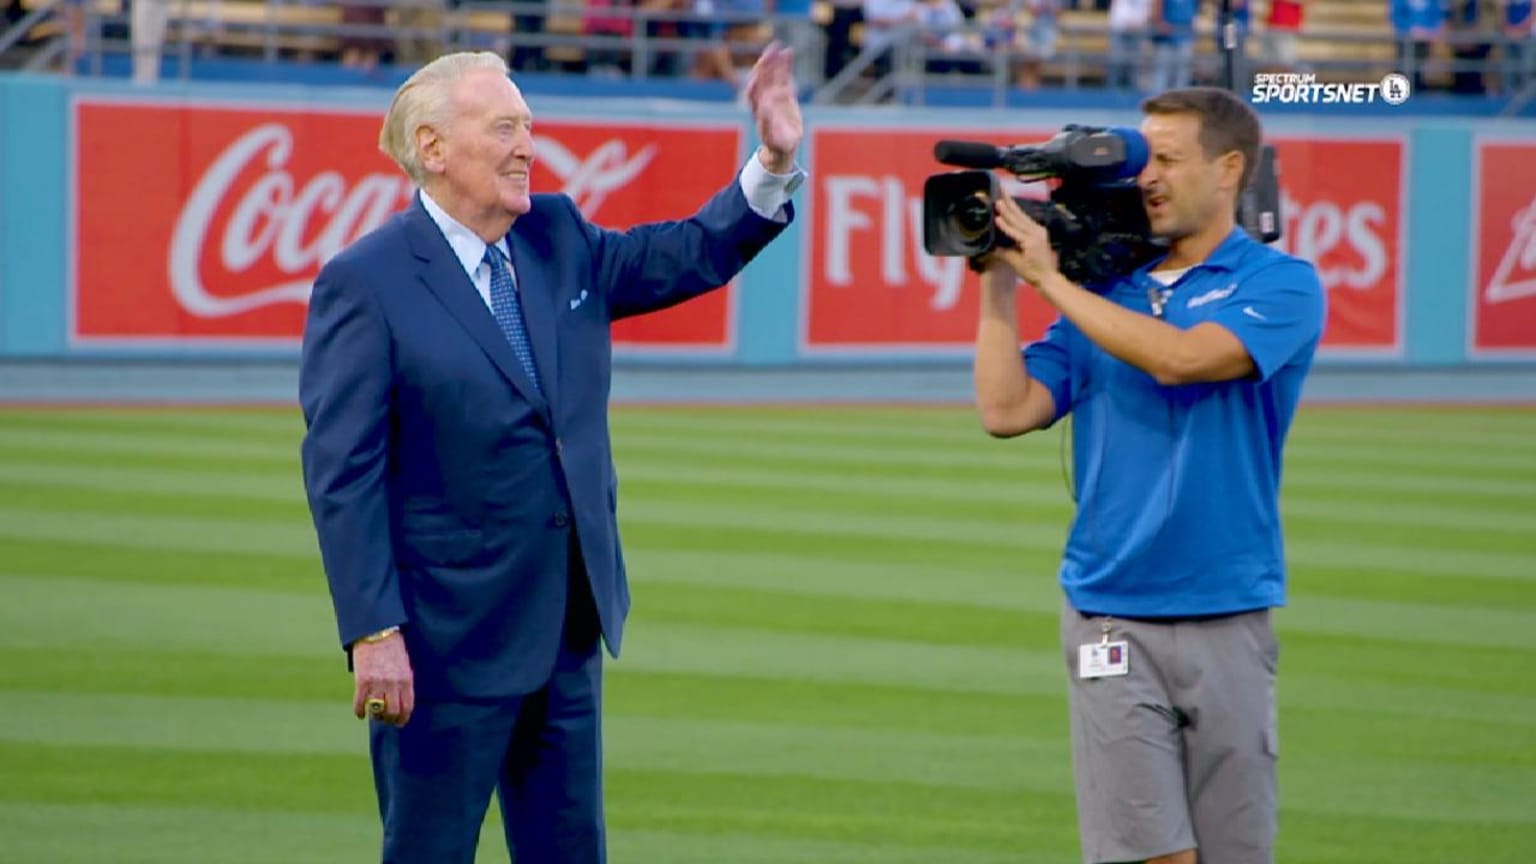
[994,196,1253,386]
[974,262,1060,437]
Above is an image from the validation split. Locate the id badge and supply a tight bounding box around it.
[1079,640,1130,679]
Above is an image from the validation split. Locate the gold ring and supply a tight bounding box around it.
[365,697,387,717]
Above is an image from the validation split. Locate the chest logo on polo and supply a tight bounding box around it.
[1186,282,1237,308]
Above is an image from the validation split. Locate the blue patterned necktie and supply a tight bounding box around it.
[483,245,544,398]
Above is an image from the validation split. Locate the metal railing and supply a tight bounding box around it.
[2,1,1531,112]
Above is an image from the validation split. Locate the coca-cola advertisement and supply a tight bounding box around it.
[70,98,740,350]
[1471,140,1536,355]
[803,127,1404,355]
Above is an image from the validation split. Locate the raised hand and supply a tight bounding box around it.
[744,41,804,173]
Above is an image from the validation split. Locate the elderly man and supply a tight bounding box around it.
[299,45,805,863]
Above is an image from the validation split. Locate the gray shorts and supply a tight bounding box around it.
[1060,600,1279,864]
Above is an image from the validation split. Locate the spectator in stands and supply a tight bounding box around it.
[1448,0,1494,94]
[915,0,981,75]
[1015,0,1061,88]
[823,0,867,81]
[340,0,391,70]
[392,0,447,67]
[1148,0,1197,90]
[129,0,169,84]
[1259,0,1306,73]
[580,0,635,76]
[512,0,552,71]
[693,0,773,85]
[771,0,822,84]
[1391,0,1445,90]
[1502,0,1534,94]
[861,0,920,78]
[1106,0,1152,89]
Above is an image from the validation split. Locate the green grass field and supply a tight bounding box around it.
[0,404,1533,863]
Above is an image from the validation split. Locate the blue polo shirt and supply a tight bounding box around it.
[1023,228,1326,618]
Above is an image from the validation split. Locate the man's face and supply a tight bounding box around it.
[1136,112,1230,241]
[435,68,534,221]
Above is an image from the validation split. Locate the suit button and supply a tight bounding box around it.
[552,512,570,528]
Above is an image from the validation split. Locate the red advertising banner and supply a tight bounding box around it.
[803,127,1060,352]
[71,98,740,350]
[1267,136,1405,354]
[1471,141,1536,355]
[804,128,1404,354]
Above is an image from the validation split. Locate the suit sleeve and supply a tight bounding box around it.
[570,176,794,321]
[299,259,405,652]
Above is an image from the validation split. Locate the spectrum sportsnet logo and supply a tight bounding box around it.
[1251,72,1413,106]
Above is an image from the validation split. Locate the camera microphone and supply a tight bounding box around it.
[933,127,1150,182]
[932,140,1011,170]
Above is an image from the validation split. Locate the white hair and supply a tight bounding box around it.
[378,51,510,185]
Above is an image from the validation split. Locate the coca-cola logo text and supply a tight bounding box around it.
[167,122,659,319]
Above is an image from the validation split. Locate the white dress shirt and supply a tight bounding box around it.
[419,154,805,313]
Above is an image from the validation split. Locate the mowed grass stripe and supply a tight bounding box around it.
[4,456,1528,547]
[14,402,1527,456]
[0,691,1072,793]
[5,563,1534,696]
[0,426,299,462]
[0,647,1067,737]
[0,481,309,524]
[7,424,1530,508]
[0,763,1074,857]
[1292,406,1536,433]
[10,562,1536,737]
[1289,419,1536,451]
[8,569,1534,729]
[614,405,1536,451]
[8,635,1531,741]
[6,692,1532,827]
[616,410,1536,473]
[0,408,304,440]
[3,497,1529,584]
[0,461,303,504]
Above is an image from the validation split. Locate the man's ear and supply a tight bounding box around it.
[1220,149,1246,193]
[416,125,445,175]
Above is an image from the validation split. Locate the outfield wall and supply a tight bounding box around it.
[2,72,1534,367]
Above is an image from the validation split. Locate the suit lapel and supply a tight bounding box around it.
[404,204,552,422]
[506,230,560,412]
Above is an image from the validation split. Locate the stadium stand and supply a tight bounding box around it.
[1,0,1532,114]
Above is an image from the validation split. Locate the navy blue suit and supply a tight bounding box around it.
[300,175,792,863]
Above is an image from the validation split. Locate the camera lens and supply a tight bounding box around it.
[951,193,992,240]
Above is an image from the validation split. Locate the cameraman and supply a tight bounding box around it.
[972,88,1325,864]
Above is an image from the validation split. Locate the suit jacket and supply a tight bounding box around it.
[300,177,792,701]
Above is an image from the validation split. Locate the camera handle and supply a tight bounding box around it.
[1219,0,1286,245]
